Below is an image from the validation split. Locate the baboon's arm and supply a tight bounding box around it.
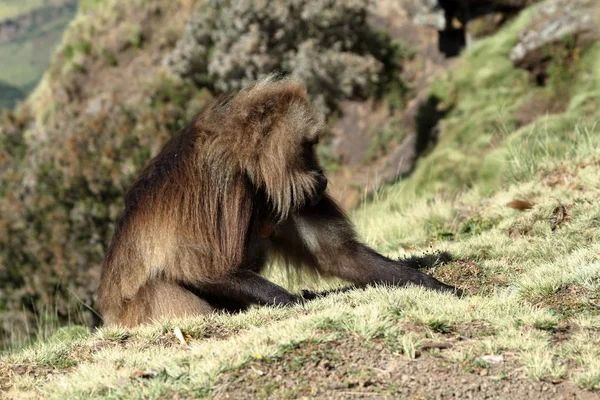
[271,195,461,296]
[195,269,302,308]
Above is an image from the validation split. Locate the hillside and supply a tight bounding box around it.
[0,0,77,110]
[1,0,600,398]
[0,1,45,21]
[3,108,600,397]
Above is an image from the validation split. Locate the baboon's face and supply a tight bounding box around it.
[283,101,328,207]
[250,94,328,215]
[300,135,327,205]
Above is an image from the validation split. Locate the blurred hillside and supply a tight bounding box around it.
[0,0,598,351]
[0,0,77,110]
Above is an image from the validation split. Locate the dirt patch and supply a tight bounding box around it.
[0,339,113,393]
[428,260,500,296]
[211,336,597,400]
[0,362,55,393]
[454,321,498,339]
[541,158,600,192]
[532,283,600,317]
[0,356,79,394]
[514,92,569,128]
[540,162,584,189]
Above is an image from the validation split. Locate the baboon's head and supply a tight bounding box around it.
[223,77,328,218]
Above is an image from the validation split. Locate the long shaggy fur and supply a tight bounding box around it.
[98,78,325,326]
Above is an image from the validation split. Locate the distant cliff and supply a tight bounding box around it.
[0,0,77,110]
[0,1,77,44]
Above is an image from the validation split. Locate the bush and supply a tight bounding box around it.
[0,74,195,347]
[164,0,407,115]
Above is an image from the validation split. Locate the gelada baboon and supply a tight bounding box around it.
[97,77,461,327]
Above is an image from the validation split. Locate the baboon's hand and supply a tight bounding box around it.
[399,251,454,270]
[300,290,320,301]
[275,293,305,307]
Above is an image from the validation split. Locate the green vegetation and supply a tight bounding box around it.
[366,118,405,162]
[400,8,600,199]
[3,76,600,396]
[100,48,118,67]
[0,15,71,97]
[166,0,411,116]
[0,81,25,110]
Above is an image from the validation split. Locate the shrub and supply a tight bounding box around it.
[164,0,408,115]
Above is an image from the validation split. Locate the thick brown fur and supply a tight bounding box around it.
[97,77,460,328]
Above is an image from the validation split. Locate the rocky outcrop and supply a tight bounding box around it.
[408,0,446,31]
[409,0,543,50]
[325,1,454,208]
[510,0,599,73]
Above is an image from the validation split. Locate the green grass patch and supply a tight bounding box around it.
[395,7,600,199]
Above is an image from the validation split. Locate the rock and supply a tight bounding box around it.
[85,93,113,116]
[325,1,454,209]
[411,0,541,32]
[407,0,546,51]
[510,0,600,72]
[330,100,390,166]
[409,0,446,30]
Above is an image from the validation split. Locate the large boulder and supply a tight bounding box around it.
[510,0,599,73]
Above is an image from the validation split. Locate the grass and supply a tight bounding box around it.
[1,1,600,398]
[398,7,600,199]
[2,120,600,397]
[0,81,25,110]
[0,13,73,87]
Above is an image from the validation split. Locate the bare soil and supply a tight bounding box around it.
[211,336,599,400]
[428,260,499,296]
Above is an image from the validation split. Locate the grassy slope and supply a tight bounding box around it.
[2,4,600,400]
[3,147,600,398]
[400,7,600,199]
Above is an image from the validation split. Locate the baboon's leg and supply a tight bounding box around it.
[148,281,214,320]
[106,281,214,327]
[195,270,303,308]
[271,195,462,296]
